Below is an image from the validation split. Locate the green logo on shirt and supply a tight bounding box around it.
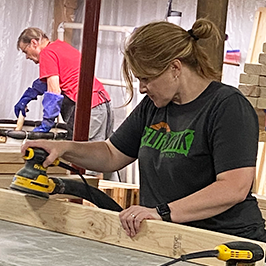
[140,123,194,156]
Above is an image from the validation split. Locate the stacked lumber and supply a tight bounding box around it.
[238,43,266,142]
[0,144,67,175]
[239,45,266,107]
[84,180,139,209]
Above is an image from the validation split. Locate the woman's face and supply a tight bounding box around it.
[137,65,179,108]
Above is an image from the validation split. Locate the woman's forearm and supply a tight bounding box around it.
[169,167,254,223]
[62,140,135,172]
[21,139,135,172]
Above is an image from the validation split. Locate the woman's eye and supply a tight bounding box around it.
[139,77,149,83]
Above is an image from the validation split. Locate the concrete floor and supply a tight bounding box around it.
[0,220,196,266]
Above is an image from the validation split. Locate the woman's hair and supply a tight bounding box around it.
[122,18,222,104]
[17,27,49,50]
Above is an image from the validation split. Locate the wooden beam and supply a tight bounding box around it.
[53,0,78,42]
[0,146,67,174]
[73,0,101,142]
[196,0,228,79]
[0,174,99,189]
[257,194,266,222]
[246,8,266,64]
[73,0,101,174]
[0,164,66,174]
[0,188,265,266]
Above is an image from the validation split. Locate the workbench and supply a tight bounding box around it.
[1,138,266,266]
[0,219,193,266]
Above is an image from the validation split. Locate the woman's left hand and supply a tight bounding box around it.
[119,205,161,237]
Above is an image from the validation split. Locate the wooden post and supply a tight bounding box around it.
[74,0,101,142]
[196,0,229,80]
[72,0,101,175]
[53,0,78,42]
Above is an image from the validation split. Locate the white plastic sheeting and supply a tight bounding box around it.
[96,0,197,130]
[0,0,54,121]
[1,0,266,122]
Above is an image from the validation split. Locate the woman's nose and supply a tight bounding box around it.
[139,82,147,94]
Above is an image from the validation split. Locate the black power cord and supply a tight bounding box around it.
[56,161,123,212]
[160,250,219,266]
[57,161,96,201]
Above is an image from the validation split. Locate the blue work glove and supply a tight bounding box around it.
[14,79,47,117]
[32,92,64,133]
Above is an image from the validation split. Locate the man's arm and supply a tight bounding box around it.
[46,75,61,94]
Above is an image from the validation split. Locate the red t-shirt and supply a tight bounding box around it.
[39,39,110,107]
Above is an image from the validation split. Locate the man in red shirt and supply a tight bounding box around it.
[15,27,112,140]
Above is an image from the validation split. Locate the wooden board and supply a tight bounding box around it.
[0,145,67,174]
[0,188,265,266]
[246,7,266,63]
[196,0,228,76]
[0,174,98,188]
[0,164,67,174]
[98,180,139,208]
[256,194,266,221]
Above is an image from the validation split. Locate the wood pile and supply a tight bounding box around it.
[0,144,67,175]
[84,180,139,209]
[239,43,266,140]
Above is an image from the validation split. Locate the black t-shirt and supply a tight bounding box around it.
[110,81,266,241]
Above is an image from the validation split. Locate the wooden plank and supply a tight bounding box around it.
[244,63,262,75]
[256,143,266,195]
[259,53,266,65]
[239,73,260,85]
[0,174,99,202]
[258,97,266,109]
[0,188,265,266]
[98,180,139,208]
[238,84,260,96]
[0,145,68,174]
[255,194,266,223]
[256,108,266,132]
[246,96,258,107]
[99,180,139,189]
[259,75,266,86]
[0,146,23,163]
[196,0,228,78]
[53,0,78,43]
[260,87,266,97]
[0,163,67,174]
[261,65,266,76]
[0,174,99,189]
[260,131,266,142]
[246,7,266,63]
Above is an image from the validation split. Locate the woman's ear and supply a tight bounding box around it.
[171,59,182,78]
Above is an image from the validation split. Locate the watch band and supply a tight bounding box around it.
[156,203,172,222]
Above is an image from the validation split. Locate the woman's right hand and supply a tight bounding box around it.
[21,139,68,168]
